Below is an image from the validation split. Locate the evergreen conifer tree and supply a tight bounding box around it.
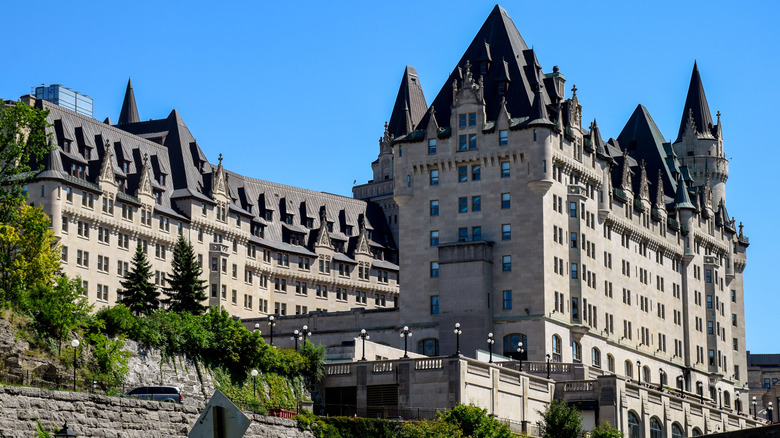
[120,242,159,315]
[162,235,208,314]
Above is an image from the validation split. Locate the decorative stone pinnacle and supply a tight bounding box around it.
[218,153,223,165]
[571,84,577,95]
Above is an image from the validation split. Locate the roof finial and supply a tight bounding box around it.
[738,221,744,236]
[716,110,721,122]
[571,84,577,96]
[218,153,223,165]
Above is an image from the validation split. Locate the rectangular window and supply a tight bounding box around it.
[468,112,476,126]
[501,162,510,178]
[430,295,439,314]
[430,169,439,185]
[458,197,468,213]
[430,200,439,216]
[428,139,437,154]
[502,255,511,272]
[571,263,578,279]
[570,202,577,217]
[458,228,468,242]
[430,230,439,246]
[459,114,467,128]
[499,130,508,145]
[502,290,512,309]
[468,133,477,149]
[472,165,481,181]
[472,196,481,212]
[459,135,467,151]
[501,193,510,209]
[502,224,511,240]
[430,262,439,278]
[472,226,481,241]
[458,166,467,182]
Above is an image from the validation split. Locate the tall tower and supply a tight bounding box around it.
[672,62,728,205]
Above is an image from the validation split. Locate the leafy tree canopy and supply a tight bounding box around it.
[542,400,582,438]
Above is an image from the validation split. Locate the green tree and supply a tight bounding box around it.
[162,235,207,314]
[439,404,512,438]
[119,242,159,315]
[590,422,623,438]
[0,202,61,302]
[21,275,92,354]
[541,400,582,438]
[399,418,463,438]
[0,99,51,219]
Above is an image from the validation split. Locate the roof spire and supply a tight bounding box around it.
[118,78,140,125]
[655,169,665,210]
[674,174,695,210]
[387,66,427,138]
[675,62,714,143]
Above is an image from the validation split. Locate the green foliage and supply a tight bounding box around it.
[296,411,342,438]
[317,417,399,438]
[300,340,326,383]
[162,235,208,315]
[19,275,91,353]
[0,202,61,303]
[440,404,512,438]
[35,419,52,438]
[399,417,464,438]
[0,99,51,216]
[119,242,159,315]
[541,400,582,438]
[95,304,136,336]
[590,422,623,438]
[84,332,130,388]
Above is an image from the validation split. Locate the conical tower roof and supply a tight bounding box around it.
[415,5,543,130]
[387,66,427,139]
[118,78,139,125]
[675,62,714,142]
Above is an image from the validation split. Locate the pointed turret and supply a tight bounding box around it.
[655,169,666,211]
[674,174,695,210]
[315,207,333,249]
[527,84,553,127]
[617,104,677,197]
[638,160,650,201]
[675,62,714,142]
[118,78,140,125]
[387,66,427,138]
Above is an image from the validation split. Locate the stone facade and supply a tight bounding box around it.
[0,386,312,438]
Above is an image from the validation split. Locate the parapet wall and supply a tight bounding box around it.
[0,386,313,438]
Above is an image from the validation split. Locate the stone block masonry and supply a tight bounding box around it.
[0,386,313,438]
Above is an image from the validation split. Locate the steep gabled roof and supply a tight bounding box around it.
[415,5,539,129]
[387,66,427,139]
[118,78,140,125]
[675,62,715,142]
[617,104,677,197]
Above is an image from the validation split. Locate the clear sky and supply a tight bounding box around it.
[3,1,778,352]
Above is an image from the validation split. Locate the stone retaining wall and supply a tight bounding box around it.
[0,386,313,438]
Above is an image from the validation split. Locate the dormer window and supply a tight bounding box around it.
[345,225,353,236]
[122,161,130,173]
[63,141,71,153]
[159,174,166,185]
[306,218,313,228]
[498,82,508,95]
[327,222,333,232]
[285,214,294,225]
[264,211,273,221]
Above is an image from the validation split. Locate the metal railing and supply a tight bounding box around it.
[0,366,125,396]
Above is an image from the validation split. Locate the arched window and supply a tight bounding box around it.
[691,427,702,437]
[628,411,641,438]
[607,354,615,372]
[671,422,684,438]
[572,341,582,363]
[724,391,731,407]
[592,348,601,368]
[643,366,651,384]
[417,338,439,356]
[650,417,663,438]
[503,333,527,360]
[552,335,562,362]
[625,360,634,378]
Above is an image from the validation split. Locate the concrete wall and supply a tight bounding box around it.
[0,386,313,438]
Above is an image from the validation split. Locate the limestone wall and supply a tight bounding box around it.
[0,386,313,438]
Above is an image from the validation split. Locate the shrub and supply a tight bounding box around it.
[541,400,582,438]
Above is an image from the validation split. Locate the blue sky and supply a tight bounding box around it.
[3,1,778,352]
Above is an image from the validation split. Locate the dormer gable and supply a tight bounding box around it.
[212,153,229,202]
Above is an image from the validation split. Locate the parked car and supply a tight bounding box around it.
[125,386,183,403]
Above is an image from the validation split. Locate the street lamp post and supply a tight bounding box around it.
[359,329,369,361]
[71,339,79,392]
[736,391,741,415]
[718,387,722,409]
[291,330,302,351]
[658,369,665,391]
[251,369,258,398]
[453,323,462,357]
[487,333,495,363]
[546,353,551,379]
[768,401,773,422]
[254,323,261,334]
[637,360,641,384]
[268,316,276,346]
[400,326,412,358]
[517,342,524,371]
[301,325,311,345]
[753,396,758,420]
